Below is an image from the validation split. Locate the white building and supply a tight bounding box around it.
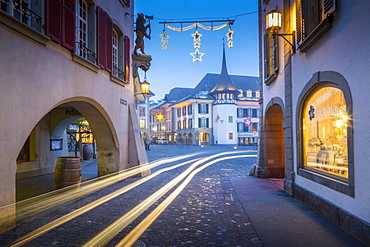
[258,0,370,244]
[0,0,149,233]
[150,48,260,146]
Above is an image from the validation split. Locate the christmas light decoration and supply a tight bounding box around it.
[226,27,234,48]
[159,30,170,49]
[156,114,164,120]
[190,49,205,62]
[159,19,235,61]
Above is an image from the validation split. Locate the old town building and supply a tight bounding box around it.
[0,0,150,233]
[150,48,260,146]
[258,0,369,244]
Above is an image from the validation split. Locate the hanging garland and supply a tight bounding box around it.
[159,20,235,62]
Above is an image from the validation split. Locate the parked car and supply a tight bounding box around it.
[157,138,168,144]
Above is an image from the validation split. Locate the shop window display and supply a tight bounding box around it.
[303,87,348,179]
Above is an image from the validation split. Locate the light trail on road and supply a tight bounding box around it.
[9,157,201,247]
[83,152,256,247]
[117,155,255,247]
[9,150,256,247]
[16,153,203,222]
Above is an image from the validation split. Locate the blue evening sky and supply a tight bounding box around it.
[135,0,258,101]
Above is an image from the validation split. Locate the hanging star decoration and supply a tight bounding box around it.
[190,49,205,62]
[159,19,236,61]
[156,113,164,120]
[226,27,234,48]
[159,30,170,49]
[190,29,204,62]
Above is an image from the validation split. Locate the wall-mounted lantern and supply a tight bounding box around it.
[266,10,295,52]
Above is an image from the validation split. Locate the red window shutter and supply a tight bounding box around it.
[97,6,106,70]
[62,0,76,51]
[124,36,131,82]
[46,0,62,43]
[106,14,113,73]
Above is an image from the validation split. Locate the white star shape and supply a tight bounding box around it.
[190,49,205,62]
[191,29,202,42]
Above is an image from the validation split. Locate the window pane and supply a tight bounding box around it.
[302,87,348,179]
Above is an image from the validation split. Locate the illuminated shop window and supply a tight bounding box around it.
[302,87,348,179]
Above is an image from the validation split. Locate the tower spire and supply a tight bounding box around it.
[210,44,238,95]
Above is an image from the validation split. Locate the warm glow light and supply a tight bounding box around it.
[156,114,164,121]
[266,10,282,32]
[140,80,150,95]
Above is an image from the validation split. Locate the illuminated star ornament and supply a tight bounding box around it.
[159,30,170,50]
[226,27,234,48]
[190,49,205,62]
[190,29,204,62]
[159,19,235,62]
[156,114,164,120]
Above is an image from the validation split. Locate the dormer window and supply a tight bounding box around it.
[246,90,252,97]
[255,90,260,98]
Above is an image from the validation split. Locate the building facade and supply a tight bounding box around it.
[0,0,150,233]
[258,0,369,244]
[150,49,260,146]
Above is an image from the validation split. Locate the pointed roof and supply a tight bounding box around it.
[210,45,239,95]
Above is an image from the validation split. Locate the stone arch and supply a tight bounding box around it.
[264,97,285,178]
[15,97,120,183]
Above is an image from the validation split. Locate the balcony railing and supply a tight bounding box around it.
[1,0,42,31]
[76,42,96,63]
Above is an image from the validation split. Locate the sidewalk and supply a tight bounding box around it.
[231,176,366,247]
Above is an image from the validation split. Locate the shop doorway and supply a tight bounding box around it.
[264,104,285,178]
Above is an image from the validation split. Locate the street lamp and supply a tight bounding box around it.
[140,71,150,95]
[266,10,295,52]
[140,80,150,95]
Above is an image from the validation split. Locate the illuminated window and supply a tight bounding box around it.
[246,90,252,97]
[139,119,146,129]
[255,90,260,98]
[264,31,278,83]
[302,87,348,179]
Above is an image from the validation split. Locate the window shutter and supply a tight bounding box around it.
[106,14,113,73]
[97,6,106,69]
[296,0,303,45]
[206,104,209,114]
[198,104,201,114]
[198,118,201,128]
[323,0,336,15]
[124,36,131,82]
[62,0,75,51]
[206,118,209,128]
[46,0,62,43]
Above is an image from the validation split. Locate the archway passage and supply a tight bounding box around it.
[15,101,120,201]
[265,104,285,178]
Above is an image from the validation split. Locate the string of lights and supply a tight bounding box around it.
[142,11,258,62]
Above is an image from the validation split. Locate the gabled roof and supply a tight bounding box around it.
[164,87,194,102]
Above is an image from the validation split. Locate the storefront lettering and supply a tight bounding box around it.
[311,103,342,120]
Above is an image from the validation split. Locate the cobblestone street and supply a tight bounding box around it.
[0,145,365,247]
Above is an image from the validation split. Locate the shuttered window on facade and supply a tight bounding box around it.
[46,0,75,51]
[97,6,113,72]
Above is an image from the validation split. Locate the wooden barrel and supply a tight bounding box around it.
[54,157,81,189]
[83,144,94,160]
